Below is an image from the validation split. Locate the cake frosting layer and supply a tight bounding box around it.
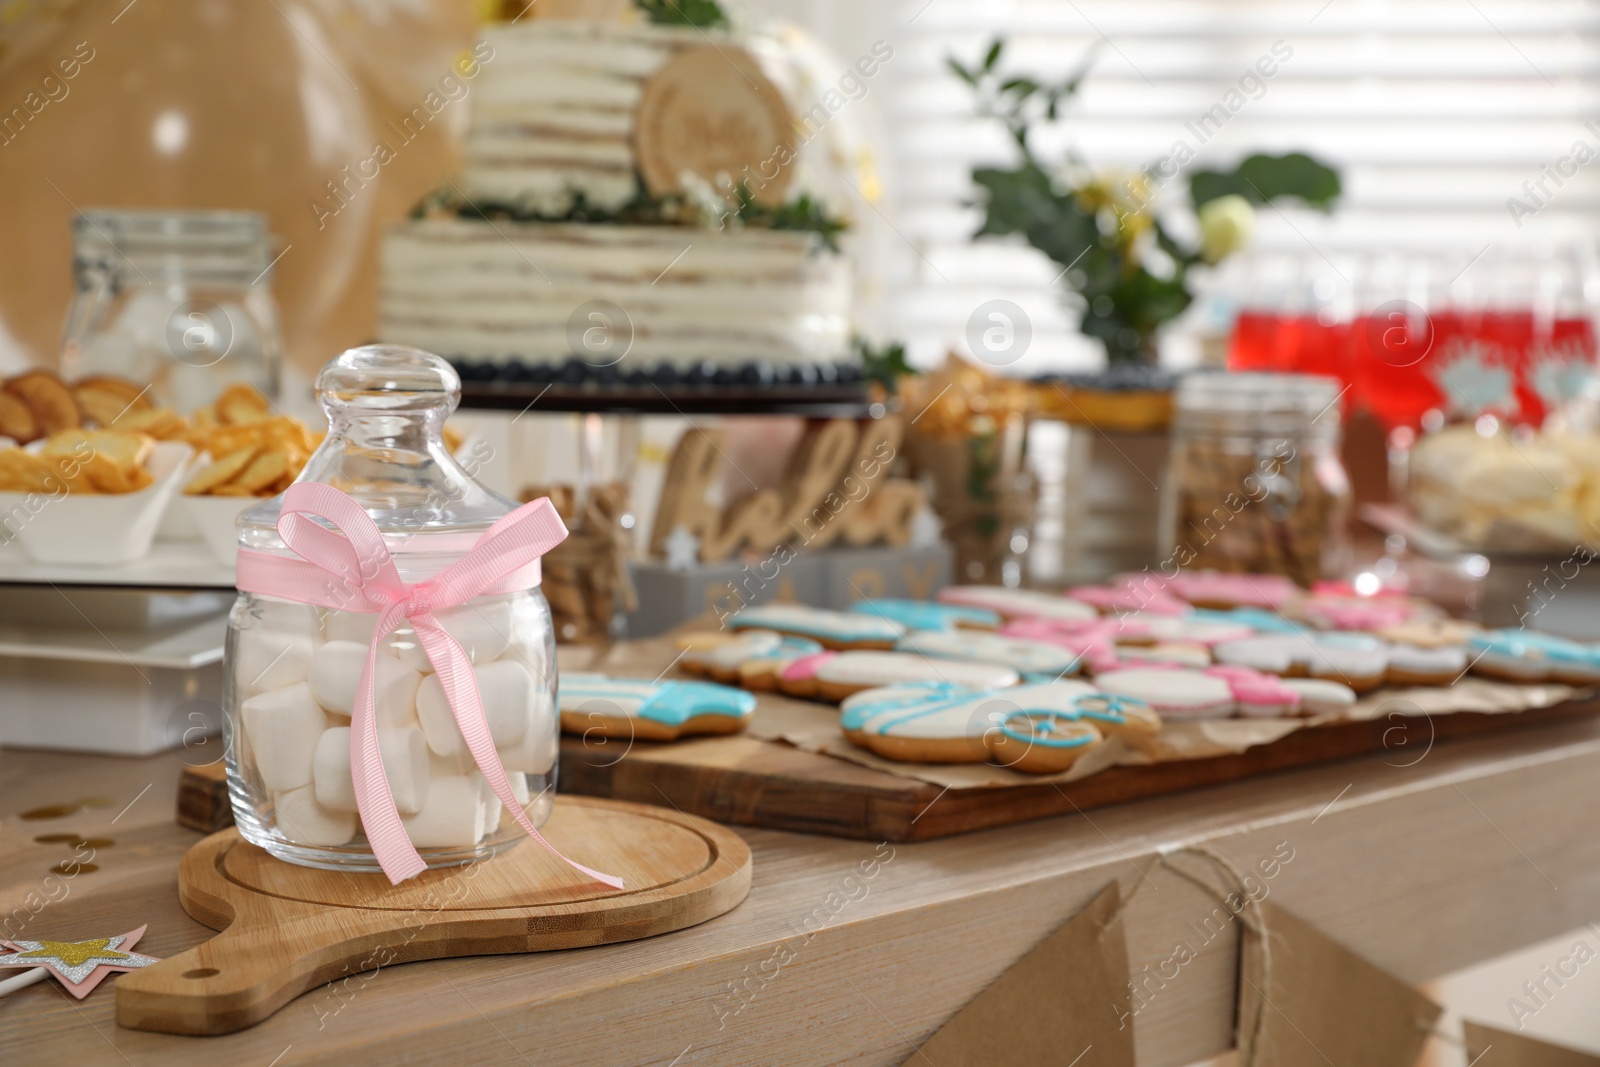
[381,218,851,368]
[465,20,707,213]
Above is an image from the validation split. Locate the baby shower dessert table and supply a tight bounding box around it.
[3,696,1597,1065]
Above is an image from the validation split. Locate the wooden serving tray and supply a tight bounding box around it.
[559,696,1600,842]
[119,795,750,1035]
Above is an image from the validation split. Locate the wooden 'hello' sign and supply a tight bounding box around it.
[648,416,924,563]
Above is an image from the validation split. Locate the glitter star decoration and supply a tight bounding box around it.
[0,925,160,998]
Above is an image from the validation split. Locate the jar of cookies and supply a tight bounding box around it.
[223,345,559,872]
[1159,372,1351,586]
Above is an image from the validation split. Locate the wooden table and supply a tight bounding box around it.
[4,712,1598,1067]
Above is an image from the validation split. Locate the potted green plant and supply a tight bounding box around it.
[950,39,1342,369]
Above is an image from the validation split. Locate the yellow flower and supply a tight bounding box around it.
[1198,194,1256,263]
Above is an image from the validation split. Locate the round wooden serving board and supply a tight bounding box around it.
[115,796,751,1035]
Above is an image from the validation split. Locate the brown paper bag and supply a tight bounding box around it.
[1464,1021,1600,1067]
[910,881,1135,1067]
[1238,902,1442,1066]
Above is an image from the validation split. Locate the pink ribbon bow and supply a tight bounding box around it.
[237,482,622,889]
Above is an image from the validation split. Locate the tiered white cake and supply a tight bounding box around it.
[380,17,854,376]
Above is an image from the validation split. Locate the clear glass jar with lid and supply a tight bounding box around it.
[1158,372,1351,586]
[224,344,557,871]
[60,208,281,410]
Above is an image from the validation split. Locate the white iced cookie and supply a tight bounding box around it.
[234,629,315,698]
[308,641,424,726]
[400,775,485,848]
[727,605,904,649]
[778,650,1019,702]
[937,586,1098,623]
[242,683,327,792]
[1384,643,1467,685]
[1280,678,1358,716]
[840,679,1105,772]
[1108,643,1212,670]
[1093,668,1235,719]
[415,659,537,755]
[897,631,1085,679]
[271,784,356,847]
[1212,633,1389,692]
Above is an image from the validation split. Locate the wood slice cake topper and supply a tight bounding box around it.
[115,796,751,1035]
[635,44,796,205]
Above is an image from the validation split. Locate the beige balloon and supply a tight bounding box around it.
[0,0,473,381]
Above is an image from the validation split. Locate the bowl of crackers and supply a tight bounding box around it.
[0,429,193,564]
[179,385,321,564]
[0,370,199,564]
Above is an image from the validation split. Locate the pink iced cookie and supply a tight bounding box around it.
[1067,582,1191,618]
[1294,591,1438,634]
[1142,570,1303,610]
[1204,665,1303,718]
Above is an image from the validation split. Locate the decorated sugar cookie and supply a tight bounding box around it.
[1066,582,1191,617]
[1187,607,1306,636]
[1384,642,1467,685]
[727,604,903,649]
[777,650,1019,702]
[1291,591,1437,633]
[840,679,1106,771]
[1212,632,1390,692]
[1065,692,1163,751]
[1107,642,1212,671]
[998,618,1135,674]
[1203,665,1303,718]
[897,630,1085,680]
[1094,668,1235,718]
[1144,570,1302,610]
[1135,614,1259,647]
[1468,630,1600,684]
[937,585,1098,624]
[1280,677,1358,716]
[678,630,823,686]
[557,674,756,741]
[850,598,1000,633]
[1377,617,1480,649]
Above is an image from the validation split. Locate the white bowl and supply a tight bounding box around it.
[1,441,194,565]
[182,493,256,565]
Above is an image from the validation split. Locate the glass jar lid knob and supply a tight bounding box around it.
[315,344,461,416]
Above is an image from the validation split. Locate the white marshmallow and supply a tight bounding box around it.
[416,660,535,755]
[323,609,379,644]
[399,775,482,848]
[378,727,431,815]
[234,629,315,697]
[428,748,473,778]
[312,724,431,815]
[496,688,557,775]
[470,771,528,838]
[312,727,358,813]
[307,641,422,727]
[242,683,326,792]
[390,600,516,671]
[272,784,356,846]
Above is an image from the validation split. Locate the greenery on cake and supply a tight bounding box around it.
[635,0,728,29]
[412,179,847,253]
